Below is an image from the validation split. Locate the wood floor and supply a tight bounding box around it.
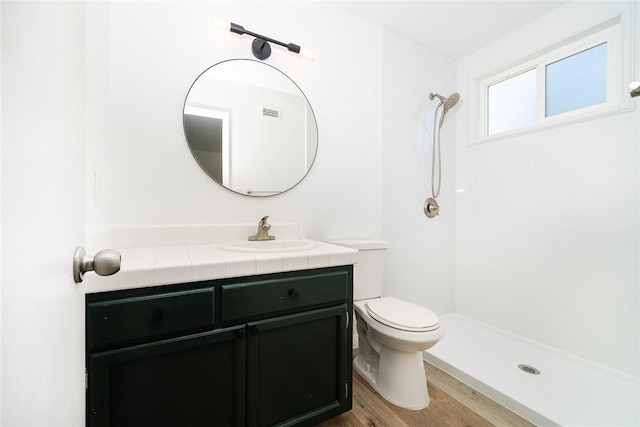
[317,360,536,427]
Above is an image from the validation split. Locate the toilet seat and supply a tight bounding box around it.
[365,297,440,332]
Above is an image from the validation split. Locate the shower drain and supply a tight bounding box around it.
[517,364,541,375]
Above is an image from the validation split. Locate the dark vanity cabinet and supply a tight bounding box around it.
[86,266,353,427]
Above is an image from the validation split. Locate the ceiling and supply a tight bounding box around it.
[332,1,569,58]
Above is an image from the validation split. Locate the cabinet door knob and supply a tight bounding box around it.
[287,289,299,299]
[151,309,164,324]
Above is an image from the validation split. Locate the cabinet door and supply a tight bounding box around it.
[88,326,246,427]
[246,305,350,427]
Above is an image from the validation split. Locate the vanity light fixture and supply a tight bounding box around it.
[216,20,312,61]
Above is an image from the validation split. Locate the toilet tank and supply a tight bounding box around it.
[330,239,387,301]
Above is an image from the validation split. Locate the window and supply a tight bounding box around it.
[475,16,629,142]
[487,68,537,135]
[545,43,608,117]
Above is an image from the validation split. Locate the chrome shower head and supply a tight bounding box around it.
[430,92,460,112]
[430,92,461,127]
[442,92,460,113]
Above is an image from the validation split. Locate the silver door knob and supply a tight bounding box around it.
[73,247,121,283]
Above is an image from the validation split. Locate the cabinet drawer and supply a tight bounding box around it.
[87,287,215,350]
[222,270,348,322]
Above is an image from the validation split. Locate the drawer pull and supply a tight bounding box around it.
[287,289,299,300]
[151,309,164,324]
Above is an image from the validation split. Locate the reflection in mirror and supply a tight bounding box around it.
[183,59,318,196]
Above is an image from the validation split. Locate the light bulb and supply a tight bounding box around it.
[213,19,230,31]
[299,48,316,62]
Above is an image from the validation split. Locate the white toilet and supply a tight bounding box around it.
[332,239,444,410]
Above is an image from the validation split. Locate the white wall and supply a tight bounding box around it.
[2,2,386,425]
[380,30,457,315]
[4,2,636,426]
[455,1,639,375]
[85,2,383,241]
[0,2,3,420]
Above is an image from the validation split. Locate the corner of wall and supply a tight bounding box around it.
[0,1,4,421]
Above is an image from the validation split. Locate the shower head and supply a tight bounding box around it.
[442,92,460,112]
[430,92,460,127]
[430,92,460,112]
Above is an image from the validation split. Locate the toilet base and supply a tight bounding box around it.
[354,348,430,410]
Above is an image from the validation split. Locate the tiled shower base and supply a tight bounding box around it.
[423,314,639,426]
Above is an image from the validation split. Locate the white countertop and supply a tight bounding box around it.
[82,240,359,293]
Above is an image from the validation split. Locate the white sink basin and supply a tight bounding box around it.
[218,240,318,253]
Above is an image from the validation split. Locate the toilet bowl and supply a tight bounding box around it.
[329,239,444,410]
[353,297,443,410]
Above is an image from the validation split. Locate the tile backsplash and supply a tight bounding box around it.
[87,222,300,251]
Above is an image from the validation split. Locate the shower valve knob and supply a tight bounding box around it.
[424,198,440,218]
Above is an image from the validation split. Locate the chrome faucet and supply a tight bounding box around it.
[248,216,275,241]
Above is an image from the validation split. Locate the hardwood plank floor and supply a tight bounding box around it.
[317,360,536,427]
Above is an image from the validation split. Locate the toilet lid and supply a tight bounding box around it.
[365,297,440,332]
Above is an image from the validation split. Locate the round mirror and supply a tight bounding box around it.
[183,59,318,196]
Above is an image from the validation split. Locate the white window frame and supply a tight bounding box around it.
[472,13,634,145]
